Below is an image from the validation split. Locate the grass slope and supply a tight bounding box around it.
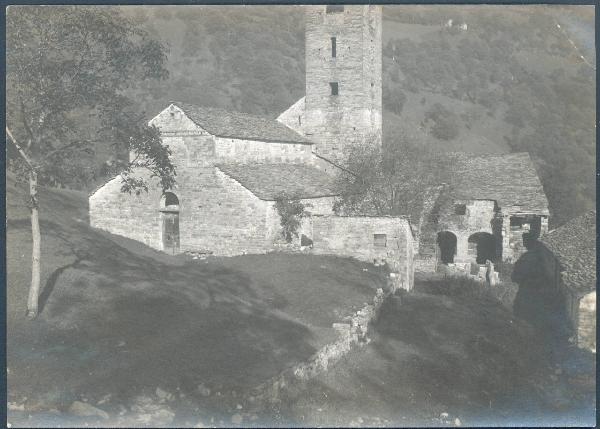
[7,178,386,422]
[276,284,596,427]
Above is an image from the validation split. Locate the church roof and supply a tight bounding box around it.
[172,102,313,145]
[216,163,340,200]
[540,210,596,297]
[449,152,549,213]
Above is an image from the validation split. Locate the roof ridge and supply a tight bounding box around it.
[168,101,313,145]
[171,101,278,121]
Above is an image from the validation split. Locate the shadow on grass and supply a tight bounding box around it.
[7,214,320,418]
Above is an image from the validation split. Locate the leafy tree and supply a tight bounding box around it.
[274,193,307,243]
[333,137,455,218]
[6,6,176,318]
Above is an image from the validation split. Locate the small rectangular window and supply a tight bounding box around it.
[374,234,387,248]
[454,204,466,215]
[331,37,337,57]
[510,217,524,227]
[326,5,344,13]
[330,82,339,96]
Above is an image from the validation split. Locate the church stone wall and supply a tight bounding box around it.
[90,165,276,256]
[89,172,164,250]
[276,97,305,136]
[304,5,382,164]
[214,136,313,164]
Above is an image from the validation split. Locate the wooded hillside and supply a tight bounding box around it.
[121,5,597,227]
[32,5,597,227]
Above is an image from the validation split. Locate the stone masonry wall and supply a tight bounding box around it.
[577,291,596,353]
[89,172,164,250]
[500,210,549,263]
[91,107,289,256]
[437,200,498,265]
[276,97,306,136]
[304,5,382,164]
[418,198,550,272]
[214,136,313,164]
[310,216,414,290]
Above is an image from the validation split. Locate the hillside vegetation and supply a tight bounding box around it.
[55,6,598,226]
[381,5,595,227]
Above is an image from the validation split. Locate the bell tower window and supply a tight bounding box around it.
[330,82,339,96]
[331,37,337,57]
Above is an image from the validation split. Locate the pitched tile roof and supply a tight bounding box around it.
[216,163,340,200]
[541,210,596,296]
[172,102,313,145]
[449,152,549,213]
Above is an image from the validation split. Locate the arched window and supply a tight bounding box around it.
[161,192,179,212]
[468,232,497,264]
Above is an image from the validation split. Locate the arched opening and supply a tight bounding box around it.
[437,231,457,264]
[468,232,497,264]
[161,192,179,211]
[160,192,180,254]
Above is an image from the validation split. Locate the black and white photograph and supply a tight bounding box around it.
[5,4,596,427]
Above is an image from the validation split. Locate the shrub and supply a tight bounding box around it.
[419,274,519,310]
[300,234,313,247]
[274,193,307,243]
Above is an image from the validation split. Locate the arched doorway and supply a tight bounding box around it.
[160,192,180,254]
[437,231,457,264]
[468,232,497,264]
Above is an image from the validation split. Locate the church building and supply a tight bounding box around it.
[90,5,415,290]
[90,4,550,287]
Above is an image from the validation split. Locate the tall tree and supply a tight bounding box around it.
[6,6,176,318]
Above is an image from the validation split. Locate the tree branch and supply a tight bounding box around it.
[6,126,35,171]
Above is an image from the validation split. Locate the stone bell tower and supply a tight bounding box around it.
[303,4,382,164]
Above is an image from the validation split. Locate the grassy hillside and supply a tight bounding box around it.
[7,176,387,421]
[278,290,595,427]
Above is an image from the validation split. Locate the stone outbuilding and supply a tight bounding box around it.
[538,211,596,352]
[415,152,550,274]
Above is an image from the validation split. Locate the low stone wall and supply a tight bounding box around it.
[246,284,397,405]
[414,255,437,273]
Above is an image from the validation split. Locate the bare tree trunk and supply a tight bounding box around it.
[6,127,42,319]
[26,170,41,319]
